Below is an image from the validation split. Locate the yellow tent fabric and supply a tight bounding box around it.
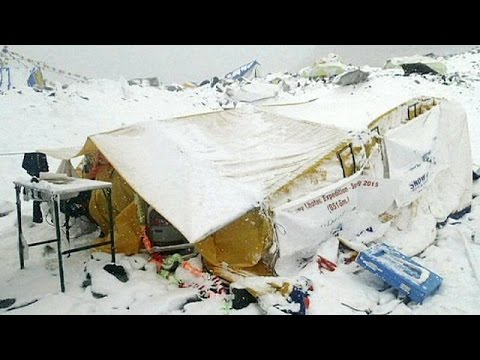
[88,162,142,255]
[195,209,273,269]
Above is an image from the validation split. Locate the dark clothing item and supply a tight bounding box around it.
[22,152,49,178]
[32,201,43,223]
[22,152,49,223]
[231,287,258,310]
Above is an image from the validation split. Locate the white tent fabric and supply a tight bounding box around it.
[271,99,472,274]
[385,100,472,216]
[273,173,400,275]
[83,109,349,243]
[40,146,83,160]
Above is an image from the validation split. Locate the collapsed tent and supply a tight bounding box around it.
[299,54,348,79]
[42,96,472,281]
[384,55,447,76]
[265,96,471,273]
[225,60,261,80]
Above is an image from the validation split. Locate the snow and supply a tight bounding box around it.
[1,47,480,314]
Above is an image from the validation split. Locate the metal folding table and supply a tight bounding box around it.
[13,177,116,292]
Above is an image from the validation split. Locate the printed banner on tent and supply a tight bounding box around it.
[273,173,399,275]
[384,110,442,207]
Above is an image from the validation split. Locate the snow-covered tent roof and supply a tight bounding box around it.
[262,86,416,131]
[72,109,349,243]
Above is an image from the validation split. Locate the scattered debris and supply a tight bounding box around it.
[300,54,348,79]
[0,298,16,309]
[318,256,337,272]
[401,63,440,76]
[6,298,39,312]
[225,60,261,81]
[384,55,447,76]
[166,84,183,92]
[230,287,258,310]
[103,264,129,283]
[333,69,369,86]
[91,292,107,299]
[128,77,160,87]
[473,166,480,181]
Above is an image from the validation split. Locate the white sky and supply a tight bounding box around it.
[5,45,478,84]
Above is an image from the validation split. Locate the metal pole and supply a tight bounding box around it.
[15,185,24,269]
[65,200,70,257]
[53,196,65,292]
[107,188,116,263]
[62,240,113,255]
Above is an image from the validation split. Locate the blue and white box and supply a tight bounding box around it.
[356,243,443,303]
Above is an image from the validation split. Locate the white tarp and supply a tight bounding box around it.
[273,172,399,275]
[384,107,442,207]
[85,109,349,243]
[384,100,472,218]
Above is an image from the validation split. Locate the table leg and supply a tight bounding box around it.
[107,189,115,263]
[53,197,65,293]
[15,185,24,269]
[65,201,70,257]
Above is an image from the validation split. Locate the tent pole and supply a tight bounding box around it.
[107,188,116,263]
[15,185,24,269]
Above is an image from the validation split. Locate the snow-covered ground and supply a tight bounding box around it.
[1,48,480,314]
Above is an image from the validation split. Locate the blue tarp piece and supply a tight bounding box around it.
[225,60,260,80]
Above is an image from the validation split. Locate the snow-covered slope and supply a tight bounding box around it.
[0,79,221,201]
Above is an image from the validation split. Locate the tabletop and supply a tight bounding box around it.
[14,177,112,198]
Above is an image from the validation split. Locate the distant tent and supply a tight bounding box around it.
[128,77,160,87]
[0,48,45,91]
[27,67,45,88]
[384,55,447,76]
[225,60,261,80]
[299,53,348,79]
